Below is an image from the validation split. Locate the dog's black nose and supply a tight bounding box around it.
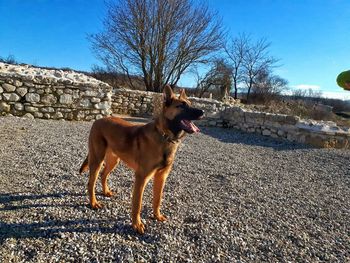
[199,109,205,116]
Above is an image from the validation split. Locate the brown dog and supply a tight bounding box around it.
[79,85,204,234]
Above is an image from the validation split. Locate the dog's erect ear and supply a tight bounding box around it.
[179,89,188,100]
[163,85,174,106]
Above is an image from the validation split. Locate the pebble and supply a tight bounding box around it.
[0,117,349,262]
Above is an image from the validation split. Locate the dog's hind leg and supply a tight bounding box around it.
[79,155,89,174]
[101,149,120,197]
[88,140,106,209]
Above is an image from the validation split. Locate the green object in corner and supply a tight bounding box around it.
[336,70,350,90]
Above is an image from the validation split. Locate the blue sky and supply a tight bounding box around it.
[0,0,349,99]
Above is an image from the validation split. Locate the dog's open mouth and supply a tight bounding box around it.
[180,120,200,133]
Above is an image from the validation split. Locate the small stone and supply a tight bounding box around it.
[14,80,23,86]
[94,101,109,110]
[65,89,73,94]
[54,71,63,78]
[76,111,85,120]
[14,103,24,111]
[41,107,55,113]
[0,102,11,112]
[60,94,73,104]
[277,130,285,136]
[24,82,35,87]
[84,90,98,97]
[262,129,271,136]
[25,106,39,112]
[53,112,64,119]
[34,112,43,118]
[16,87,28,97]
[79,99,91,108]
[2,83,16,92]
[23,113,34,119]
[41,94,57,105]
[25,93,40,103]
[56,89,64,95]
[91,98,101,103]
[3,93,20,102]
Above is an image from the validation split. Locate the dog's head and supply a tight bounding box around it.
[162,85,204,135]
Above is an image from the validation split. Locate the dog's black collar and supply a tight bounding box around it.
[155,116,184,144]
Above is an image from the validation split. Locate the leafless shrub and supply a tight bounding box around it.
[250,68,288,104]
[194,59,232,99]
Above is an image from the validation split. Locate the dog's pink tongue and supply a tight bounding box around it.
[183,120,200,133]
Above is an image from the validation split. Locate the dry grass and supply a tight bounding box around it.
[245,99,350,128]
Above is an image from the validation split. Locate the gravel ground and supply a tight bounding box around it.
[0,116,349,262]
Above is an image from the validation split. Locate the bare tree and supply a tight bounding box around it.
[194,59,232,99]
[90,0,223,92]
[242,38,279,103]
[292,88,323,99]
[224,33,249,99]
[251,68,288,103]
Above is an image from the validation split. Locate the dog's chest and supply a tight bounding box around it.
[159,145,177,168]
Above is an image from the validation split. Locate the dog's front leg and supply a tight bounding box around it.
[131,172,152,234]
[152,165,172,222]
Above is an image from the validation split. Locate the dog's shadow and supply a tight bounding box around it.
[0,192,159,244]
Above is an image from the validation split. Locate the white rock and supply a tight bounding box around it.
[84,90,98,97]
[25,92,40,103]
[59,94,73,104]
[14,103,24,111]
[2,83,16,92]
[0,101,11,112]
[53,112,63,119]
[91,98,101,103]
[41,107,55,113]
[34,112,43,118]
[94,101,109,110]
[16,87,28,97]
[262,129,271,136]
[13,80,23,86]
[54,71,63,78]
[41,94,57,105]
[25,106,39,112]
[79,99,91,108]
[23,113,34,119]
[3,93,20,102]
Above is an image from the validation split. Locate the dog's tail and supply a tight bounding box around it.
[79,155,89,174]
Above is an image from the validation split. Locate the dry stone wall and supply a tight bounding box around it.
[0,63,349,148]
[111,90,350,149]
[195,102,350,149]
[0,63,111,120]
[111,88,161,116]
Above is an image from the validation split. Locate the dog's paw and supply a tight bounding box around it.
[153,214,167,222]
[90,201,103,209]
[132,221,146,234]
[103,190,114,197]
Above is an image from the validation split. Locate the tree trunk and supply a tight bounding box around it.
[233,82,238,99]
[246,79,253,103]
